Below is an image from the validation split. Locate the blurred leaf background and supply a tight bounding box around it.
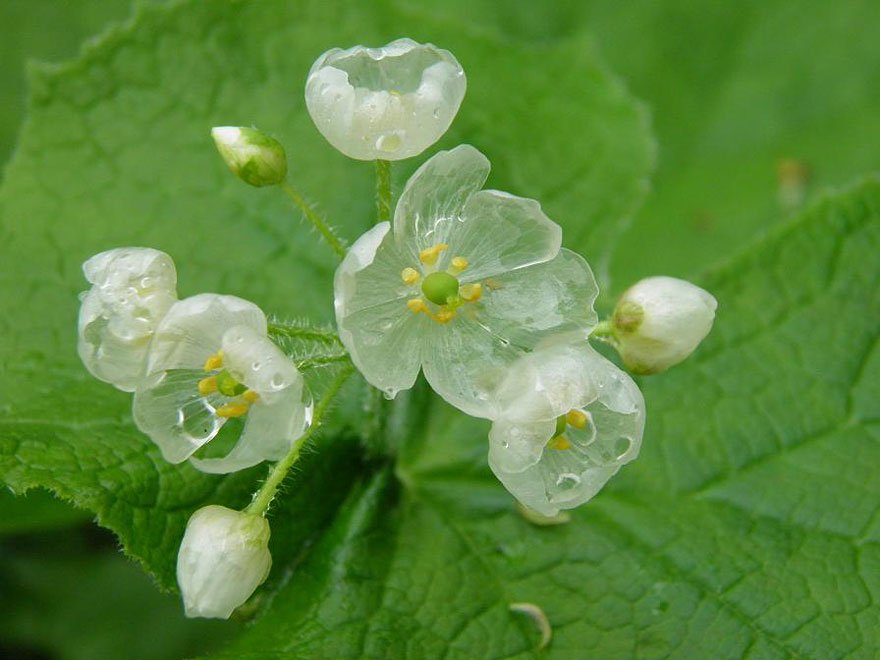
[0,1,876,658]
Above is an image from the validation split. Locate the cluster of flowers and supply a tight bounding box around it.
[77,38,716,619]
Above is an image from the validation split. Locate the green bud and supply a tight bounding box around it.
[421,271,459,305]
[211,126,287,187]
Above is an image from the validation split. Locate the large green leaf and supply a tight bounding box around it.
[0,0,650,593]
[218,179,880,657]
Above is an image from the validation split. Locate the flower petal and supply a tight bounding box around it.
[453,190,562,281]
[393,145,490,259]
[478,248,599,351]
[420,314,523,418]
[488,345,645,516]
[335,222,424,398]
[220,325,302,401]
[77,247,177,391]
[132,369,227,463]
[189,388,308,474]
[146,294,266,374]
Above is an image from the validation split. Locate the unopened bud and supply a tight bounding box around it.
[211,126,287,187]
[176,505,271,619]
[612,276,717,374]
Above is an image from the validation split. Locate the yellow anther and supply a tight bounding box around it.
[419,243,448,266]
[197,376,218,396]
[203,351,224,371]
[215,402,250,418]
[407,298,428,314]
[460,282,482,302]
[450,256,468,273]
[401,267,420,285]
[435,307,456,324]
[243,390,259,404]
[549,435,572,450]
[566,409,589,430]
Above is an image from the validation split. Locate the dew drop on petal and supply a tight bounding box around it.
[555,473,581,490]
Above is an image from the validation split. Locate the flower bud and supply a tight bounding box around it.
[612,276,717,374]
[176,505,272,619]
[211,126,287,187]
[305,38,466,161]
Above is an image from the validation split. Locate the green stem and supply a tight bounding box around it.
[296,353,351,371]
[375,159,392,224]
[245,364,355,517]
[268,321,342,346]
[280,180,347,259]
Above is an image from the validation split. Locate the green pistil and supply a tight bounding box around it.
[554,415,568,437]
[216,369,247,397]
[421,271,459,305]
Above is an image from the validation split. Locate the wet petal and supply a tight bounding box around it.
[453,190,561,281]
[133,369,227,463]
[190,388,308,474]
[393,145,490,261]
[335,222,424,398]
[221,325,302,401]
[488,418,555,474]
[146,294,266,374]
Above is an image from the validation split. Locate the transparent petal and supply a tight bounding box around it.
[477,248,599,352]
[420,314,524,419]
[133,369,227,463]
[488,418,555,474]
[487,345,645,516]
[305,39,466,161]
[335,222,424,398]
[78,247,177,391]
[452,190,562,282]
[189,388,308,475]
[146,294,266,374]
[221,325,302,401]
[392,145,490,261]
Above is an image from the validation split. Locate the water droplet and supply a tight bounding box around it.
[501,441,510,449]
[270,373,285,389]
[432,108,440,119]
[555,473,581,490]
[376,132,402,153]
[252,361,262,371]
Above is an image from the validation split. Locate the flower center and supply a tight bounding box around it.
[421,271,459,305]
[197,351,259,418]
[547,409,590,451]
[400,243,485,324]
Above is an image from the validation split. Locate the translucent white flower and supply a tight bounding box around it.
[488,342,645,516]
[211,126,287,187]
[77,247,177,392]
[177,505,271,619]
[612,276,717,374]
[305,38,466,160]
[133,294,308,474]
[334,145,599,418]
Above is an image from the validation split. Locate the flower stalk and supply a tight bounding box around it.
[280,180,347,258]
[375,159,392,224]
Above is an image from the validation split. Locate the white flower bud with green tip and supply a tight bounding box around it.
[133,294,309,474]
[211,126,287,187]
[305,38,466,161]
[612,276,717,374]
[334,145,600,418]
[177,505,271,619]
[78,247,177,392]
[488,342,645,517]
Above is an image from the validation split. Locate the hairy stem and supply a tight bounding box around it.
[246,364,355,516]
[375,159,392,224]
[280,180,347,258]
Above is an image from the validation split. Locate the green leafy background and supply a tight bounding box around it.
[0,0,877,658]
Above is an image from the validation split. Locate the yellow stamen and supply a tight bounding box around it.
[243,390,259,404]
[197,376,218,396]
[401,267,420,285]
[450,256,468,273]
[485,278,503,291]
[419,243,448,266]
[459,282,482,302]
[435,307,456,324]
[203,351,224,371]
[566,409,589,430]
[549,435,571,450]
[407,298,428,314]
[215,402,249,418]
